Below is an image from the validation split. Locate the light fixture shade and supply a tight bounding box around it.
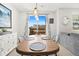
[33,7,39,20]
[33,4,39,21]
[33,7,38,15]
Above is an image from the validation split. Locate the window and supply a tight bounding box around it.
[28,15,46,35]
[72,15,79,30]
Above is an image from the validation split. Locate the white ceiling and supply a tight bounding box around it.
[10,3,79,12]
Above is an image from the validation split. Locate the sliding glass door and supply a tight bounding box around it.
[28,15,46,35]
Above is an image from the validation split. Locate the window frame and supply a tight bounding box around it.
[28,14,47,36]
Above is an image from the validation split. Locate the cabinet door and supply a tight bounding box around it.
[59,33,67,47]
[12,34,17,45]
[0,38,2,47]
[0,33,17,56]
[0,38,3,55]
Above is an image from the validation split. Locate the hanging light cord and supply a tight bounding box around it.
[35,3,37,9]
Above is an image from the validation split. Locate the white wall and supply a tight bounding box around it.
[59,8,79,34]
[18,12,27,36]
[2,4,57,37]
[2,3,57,37]
[2,4,79,36]
[17,11,57,37]
[2,3,19,33]
[48,11,57,38]
[17,8,79,36]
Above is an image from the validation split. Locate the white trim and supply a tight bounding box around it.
[56,8,59,42]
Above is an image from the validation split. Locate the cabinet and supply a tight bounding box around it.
[0,33,17,56]
[59,33,79,55]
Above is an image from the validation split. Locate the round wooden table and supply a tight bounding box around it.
[16,39,59,56]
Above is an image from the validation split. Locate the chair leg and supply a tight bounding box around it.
[21,54,23,56]
[55,54,57,56]
[46,55,48,56]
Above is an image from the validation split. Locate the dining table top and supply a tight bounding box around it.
[16,35,59,56]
